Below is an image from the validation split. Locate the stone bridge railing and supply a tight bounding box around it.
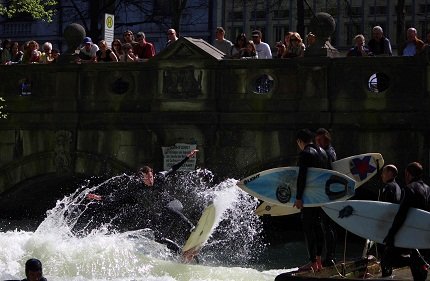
[0,53,429,204]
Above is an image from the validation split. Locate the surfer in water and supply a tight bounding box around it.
[294,129,330,272]
[21,258,47,281]
[383,162,429,280]
[85,149,199,255]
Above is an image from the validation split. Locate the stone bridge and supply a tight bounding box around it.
[0,37,429,219]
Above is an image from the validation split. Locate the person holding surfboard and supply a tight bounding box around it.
[315,128,337,267]
[383,162,429,280]
[378,164,404,276]
[294,129,331,271]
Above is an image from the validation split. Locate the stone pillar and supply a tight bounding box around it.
[58,23,86,64]
[305,12,340,58]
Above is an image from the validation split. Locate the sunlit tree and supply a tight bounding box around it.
[0,0,57,22]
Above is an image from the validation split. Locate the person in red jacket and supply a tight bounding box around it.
[133,32,156,60]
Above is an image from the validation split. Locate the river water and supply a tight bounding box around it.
[0,170,362,281]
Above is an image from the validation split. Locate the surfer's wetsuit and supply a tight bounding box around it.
[382,178,430,280]
[84,155,195,251]
[379,178,402,203]
[296,143,330,264]
[320,145,337,266]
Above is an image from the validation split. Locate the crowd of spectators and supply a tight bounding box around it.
[0,25,428,65]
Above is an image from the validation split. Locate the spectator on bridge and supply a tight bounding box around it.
[213,26,233,57]
[51,48,60,63]
[133,32,156,60]
[120,43,138,62]
[166,28,179,47]
[306,32,316,48]
[347,34,372,57]
[242,40,258,59]
[7,42,23,64]
[274,33,289,58]
[400,27,425,56]
[77,37,98,63]
[1,39,12,64]
[111,39,123,60]
[39,42,55,64]
[368,26,392,56]
[251,30,272,59]
[230,33,247,59]
[123,30,137,46]
[284,32,305,58]
[22,40,41,64]
[96,40,118,62]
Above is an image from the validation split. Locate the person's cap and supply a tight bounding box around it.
[25,258,42,273]
[83,37,92,44]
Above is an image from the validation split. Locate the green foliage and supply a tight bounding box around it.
[0,0,57,22]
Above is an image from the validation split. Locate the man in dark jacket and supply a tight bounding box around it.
[294,129,330,271]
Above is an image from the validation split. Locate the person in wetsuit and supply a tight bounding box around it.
[86,149,199,251]
[314,128,337,266]
[378,164,404,275]
[294,129,330,271]
[21,258,47,281]
[383,162,429,280]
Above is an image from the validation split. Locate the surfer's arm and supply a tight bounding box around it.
[296,150,311,202]
[384,192,411,245]
[162,149,199,177]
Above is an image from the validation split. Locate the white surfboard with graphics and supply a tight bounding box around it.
[238,167,356,207]
[322,200,430,249]
[255,153,384,216]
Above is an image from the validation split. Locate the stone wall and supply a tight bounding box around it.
[0,49,429,217]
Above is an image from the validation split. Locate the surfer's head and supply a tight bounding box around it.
[405,162,423,184]
[296,128,314,150]
[137,165,155,187]
[25,258,43,281]
[382,164,398,183]
[315,128,332,149]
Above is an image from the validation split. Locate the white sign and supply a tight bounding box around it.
[104,13,115,48]
[162,143,197,171]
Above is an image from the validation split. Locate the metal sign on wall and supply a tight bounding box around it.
[162,143,197,171]
[104,13,114,47]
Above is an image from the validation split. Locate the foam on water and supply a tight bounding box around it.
[0,170,282,280]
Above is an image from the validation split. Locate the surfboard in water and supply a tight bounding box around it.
[255,153,384,216]
[237,167,356,207]
[322,200,430,249]
[181,203,216,262]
